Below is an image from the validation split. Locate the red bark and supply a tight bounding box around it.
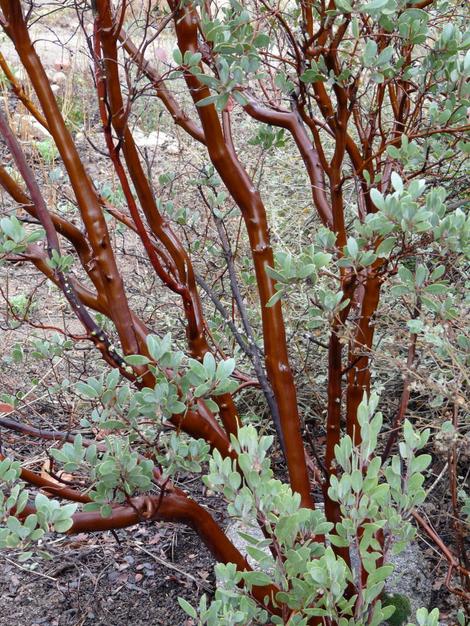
[167,0,313,508]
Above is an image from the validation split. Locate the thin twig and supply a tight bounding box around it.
[131,541,214,593]
[2,556,58,581]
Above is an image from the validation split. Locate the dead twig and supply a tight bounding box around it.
[131,541,214,593]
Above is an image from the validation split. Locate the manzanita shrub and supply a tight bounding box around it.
[0,0,469,624]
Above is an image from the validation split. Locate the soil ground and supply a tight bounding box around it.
[0,487,217,626]
[0,529,213,626]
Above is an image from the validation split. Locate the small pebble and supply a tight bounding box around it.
[52,71,67,84]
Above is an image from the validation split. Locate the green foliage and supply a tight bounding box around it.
[192,395,432,625]
[249,126,286,151]
[186,1,269,110]
[50,434,154,516]
[35,138,59,164]
[382,593,412,626]
[410,608,441,626]
[459,489,470,525]
[47,249,74,273]
[0,457,77,558]
[265,246,333,308]
[0,215,44,255]
[7,293,36,326]
[29,333,73,360]
[99,181,126,208]
[157,432,210,478]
